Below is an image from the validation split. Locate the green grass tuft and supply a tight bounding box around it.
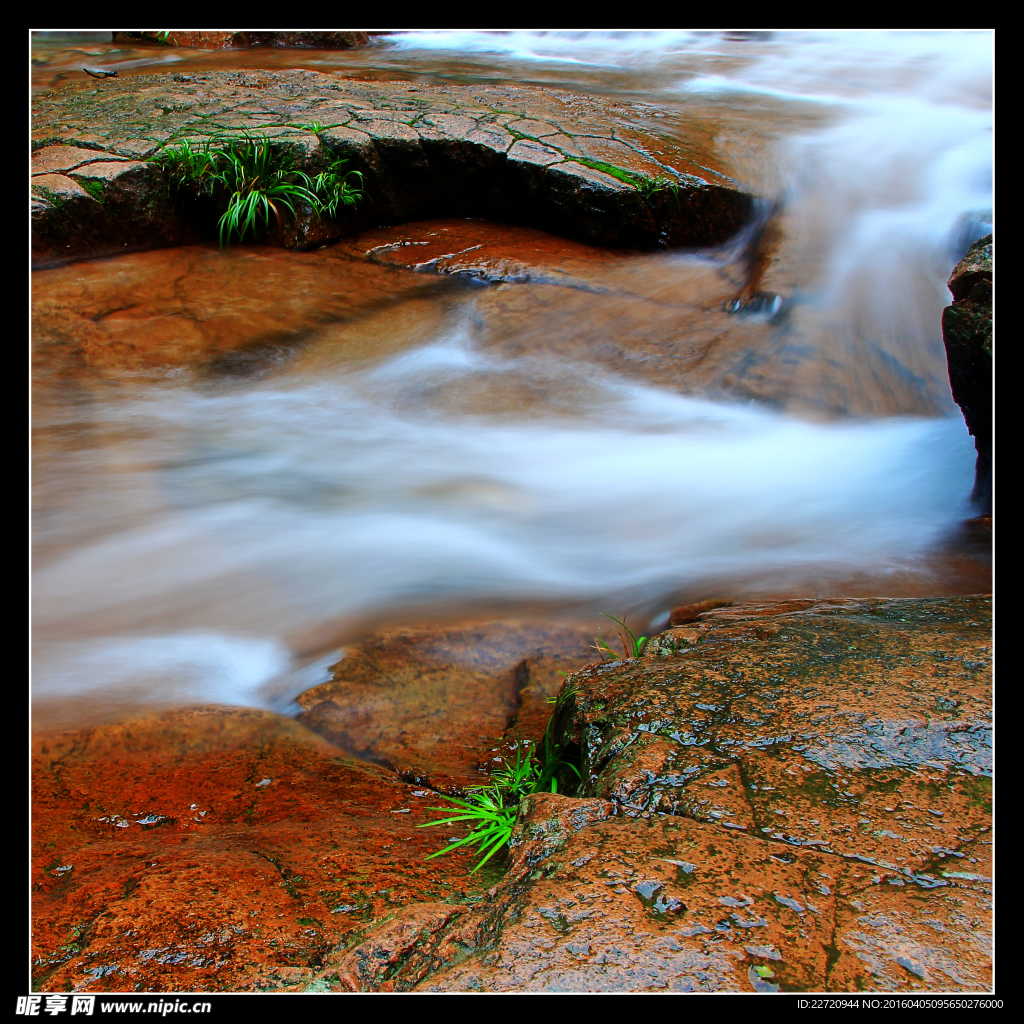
[635,175,681,202]
[419,716,581,873]
[593,613,649,661]
[420,610,651,872]
[151,131,364,248]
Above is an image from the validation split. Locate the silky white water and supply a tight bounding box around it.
[30,30,992,726]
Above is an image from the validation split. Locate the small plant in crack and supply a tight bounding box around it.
[635,175,682,204]
[419,712,581,873]
[593,613,649,661]
[151,131,364,247]
[546,675,580,708]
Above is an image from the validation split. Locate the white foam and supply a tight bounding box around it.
[31,31,990,721]
[32,339,975,651]
[33,633,292,710]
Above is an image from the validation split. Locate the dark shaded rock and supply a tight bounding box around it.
[32,71,754,267]
[31,159,197,268]
[942,235,992,512]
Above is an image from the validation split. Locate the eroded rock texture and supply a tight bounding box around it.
[942,235,992,513]
[32,598,991,993]
[31,708,496,993]
[392,596,991,992]
[296,621,598,794]
[32,71,753,266]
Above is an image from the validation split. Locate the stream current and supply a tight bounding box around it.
[30,30,993,730]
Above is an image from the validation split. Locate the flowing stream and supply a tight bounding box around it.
[30,30,992,730]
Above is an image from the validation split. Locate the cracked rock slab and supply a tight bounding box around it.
[32,70,754,266]
[557,597,991,869]
[308,594,992,992]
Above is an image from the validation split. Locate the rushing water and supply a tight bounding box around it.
[30,30,992,729]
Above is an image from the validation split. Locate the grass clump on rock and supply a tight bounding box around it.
[152,131,364,247]
[593,612,650,660]
[420,612,647,872]
[420,708,581,873]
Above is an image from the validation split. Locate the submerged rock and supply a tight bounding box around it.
[32,70,754,267]
[942,235,992,513]
[30,244,456,376]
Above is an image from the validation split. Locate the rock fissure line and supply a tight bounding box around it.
[32,70,754,268]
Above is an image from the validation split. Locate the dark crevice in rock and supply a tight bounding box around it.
[32,71,756,269]
[941,234,992,514]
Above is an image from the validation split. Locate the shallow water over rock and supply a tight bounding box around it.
[32,225,987,729]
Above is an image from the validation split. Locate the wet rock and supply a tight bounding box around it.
[32,145,130,176]
[669,599,733,625]
[479,595,991,990]
[371,596,991,992]
[323,218,971,421]
[31,707,494,993]
[826,831,992,991]
[295,622,597,793]
[505,793,617,881]
[331,218,644,288]
[31,244,453,376]
[422,812,840,992]
[330,217,794,400]
[32,70,754,266]
[942,235,992,512]
[31,598,992,992]
[419,803,985,993]
[324,902,470,992]
[561,597,992,864]
[31,157,196,268]
[329,782,989,992]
